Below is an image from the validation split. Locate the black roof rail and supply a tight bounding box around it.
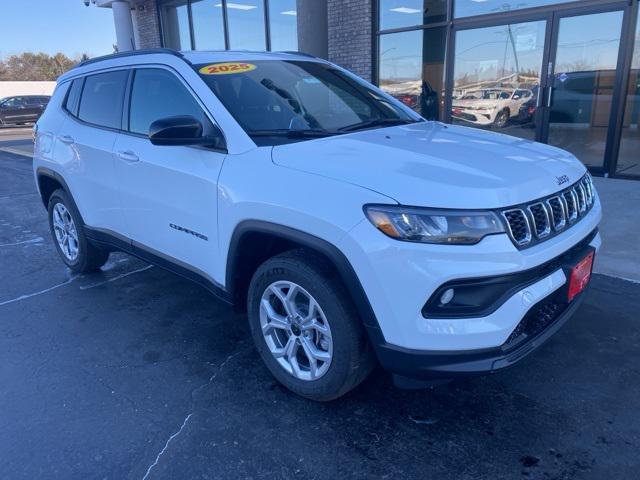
[76,48,187,68]
[277,51,319,59]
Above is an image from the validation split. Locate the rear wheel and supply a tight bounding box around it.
[47,189,109,273]
[247,249,374,401]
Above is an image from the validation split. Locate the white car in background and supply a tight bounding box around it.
[452,88,534,128]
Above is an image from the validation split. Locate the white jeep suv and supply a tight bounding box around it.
[33,50,601,401]
[452,88,534,128]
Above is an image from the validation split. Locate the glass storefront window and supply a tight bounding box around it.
[160,0,192,50]
[618,14,640,176]
[269,0,298,51]
[547,11,623,169]
[160,0,303,54]
[226,1,267,50]
[379,27,446,120]
[191,0,225,50]
[455,0,576,19]
[451,21,546,141]
[379,0,447,30]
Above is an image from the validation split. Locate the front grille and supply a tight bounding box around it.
[501,173,595,249]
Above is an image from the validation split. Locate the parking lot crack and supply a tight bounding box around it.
[140,346,250,480]
[141,413,193,480]
[190,345,251,402]
[79,265,153,290]
[0,274,78,307]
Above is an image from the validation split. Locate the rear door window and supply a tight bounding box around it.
[78,70,128,129]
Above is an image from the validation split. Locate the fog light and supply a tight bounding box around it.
[440,288,455,305]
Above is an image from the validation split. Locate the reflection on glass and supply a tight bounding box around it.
[191,0,225,50]
[455,0,575,19]
[452,21,545,140]
[379,0,447,30]
[548,11,623,169]
[378,27,446,120]
[269,0,298,51]
[226,0,266,50]
[617,14,640,176]
[160,0,191,50]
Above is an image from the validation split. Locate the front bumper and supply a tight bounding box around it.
[339,198,601,351]
[451,109,494,125]
[366,238,594,379]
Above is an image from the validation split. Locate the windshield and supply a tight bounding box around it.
[195,60,419,145]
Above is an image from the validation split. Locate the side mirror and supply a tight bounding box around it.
[148,115,225,150]
[513,95,520,100]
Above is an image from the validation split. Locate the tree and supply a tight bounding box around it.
[0,52,89,81]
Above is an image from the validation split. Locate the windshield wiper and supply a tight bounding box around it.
[248,129,337,139]
[338,118,420,132]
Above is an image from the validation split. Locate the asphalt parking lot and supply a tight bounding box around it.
[1,129,640,479]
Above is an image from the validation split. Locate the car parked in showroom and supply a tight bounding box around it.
[452,87,534,128]
[33,49,600,401]
[0,95,50,125]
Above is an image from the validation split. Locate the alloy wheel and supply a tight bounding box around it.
[52,203,79,261]
[259,281,333,381]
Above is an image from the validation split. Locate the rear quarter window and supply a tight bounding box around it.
[77,70,128,129]
[64,79,84,116]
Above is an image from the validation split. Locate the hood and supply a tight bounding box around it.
[271,122,586,209]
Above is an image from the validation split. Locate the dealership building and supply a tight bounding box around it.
[96,0,639,179]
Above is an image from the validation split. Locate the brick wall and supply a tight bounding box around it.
[133,0,162,49]
[327,0,374,82]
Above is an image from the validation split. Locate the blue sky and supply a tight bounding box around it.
[0,0,116,60]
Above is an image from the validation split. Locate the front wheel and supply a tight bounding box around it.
[493,109,510,129]
[247,249,374,401]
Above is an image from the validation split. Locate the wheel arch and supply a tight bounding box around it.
[36,167,88,228]
[226,221,383,336]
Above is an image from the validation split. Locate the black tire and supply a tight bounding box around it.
[47,189,109,273]
[493,109,510,129]
[247,249,375,401]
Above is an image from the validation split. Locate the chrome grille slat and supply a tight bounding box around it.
[502,209,531,246]
[583,176,593,206]
[527,202,551,238]
[501,174,595,249]
[563,189,578,222]
[575,184,586,213]
[545,196,566,231]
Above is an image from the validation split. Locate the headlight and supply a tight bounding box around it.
[364,205,505,245]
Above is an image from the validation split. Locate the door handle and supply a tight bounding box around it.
[117,150,139,163]
[59,135,75,145]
